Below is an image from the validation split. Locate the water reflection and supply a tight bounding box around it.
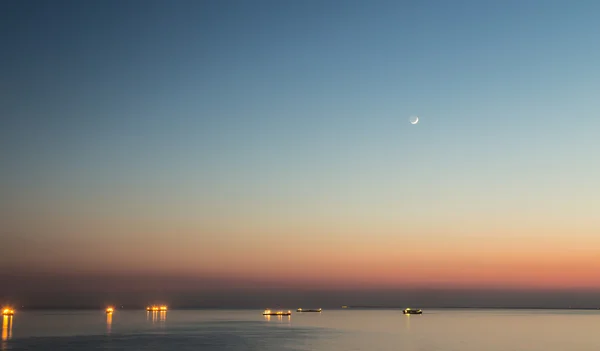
[106,312,112,334]
[1,315,12,350]
[2,316,12,341]
[263,314,291,325]
[404,314,411,331]
[149,311,167,325]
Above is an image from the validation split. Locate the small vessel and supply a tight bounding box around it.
[403,308,422,314]
[2,308,14,316]
[263,309,291,316]
[146,305,168,312]
[105,307,114,314]
[297,308,322,312]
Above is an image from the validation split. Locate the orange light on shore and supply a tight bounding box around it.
[1,308,14,316]
[105,307,114,313]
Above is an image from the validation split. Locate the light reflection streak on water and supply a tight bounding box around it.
[263,314,291,326]
[149,311,167,325]
[1,315,12,350]
[106,312,112,334]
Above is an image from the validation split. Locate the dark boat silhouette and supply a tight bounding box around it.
[297,308,322,312]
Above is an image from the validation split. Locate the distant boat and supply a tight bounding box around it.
[297,308,322,312]
[263,309,291,316]
[105,307,114,314]
[146,305,168,312]
[341,306,348,309]
[2,308,14,316]
[403,308,422,315]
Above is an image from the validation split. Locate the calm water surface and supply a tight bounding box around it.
[2,309,600,350]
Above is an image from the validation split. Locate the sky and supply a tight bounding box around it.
[2,0,600,307]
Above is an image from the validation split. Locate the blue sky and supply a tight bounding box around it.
[1,1,600,289]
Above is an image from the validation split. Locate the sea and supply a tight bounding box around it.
[2,309,600,350]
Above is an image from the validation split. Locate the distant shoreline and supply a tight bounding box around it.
[342,306,600,310]
[8,306,600,311]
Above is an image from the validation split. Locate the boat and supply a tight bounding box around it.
[106,307,114,314]
[296,308,322,312]
[263,309,291,316]
[403,308,422,314]
[2,308,14,316]
[146,305,168,312]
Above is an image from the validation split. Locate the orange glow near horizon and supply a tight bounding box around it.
[10,243,600,291]
[5,218,600,291]
[169,238,600,290]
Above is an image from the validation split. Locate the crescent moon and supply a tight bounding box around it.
[410,116,419,124]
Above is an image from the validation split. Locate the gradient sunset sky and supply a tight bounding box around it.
[2,0,600,304]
